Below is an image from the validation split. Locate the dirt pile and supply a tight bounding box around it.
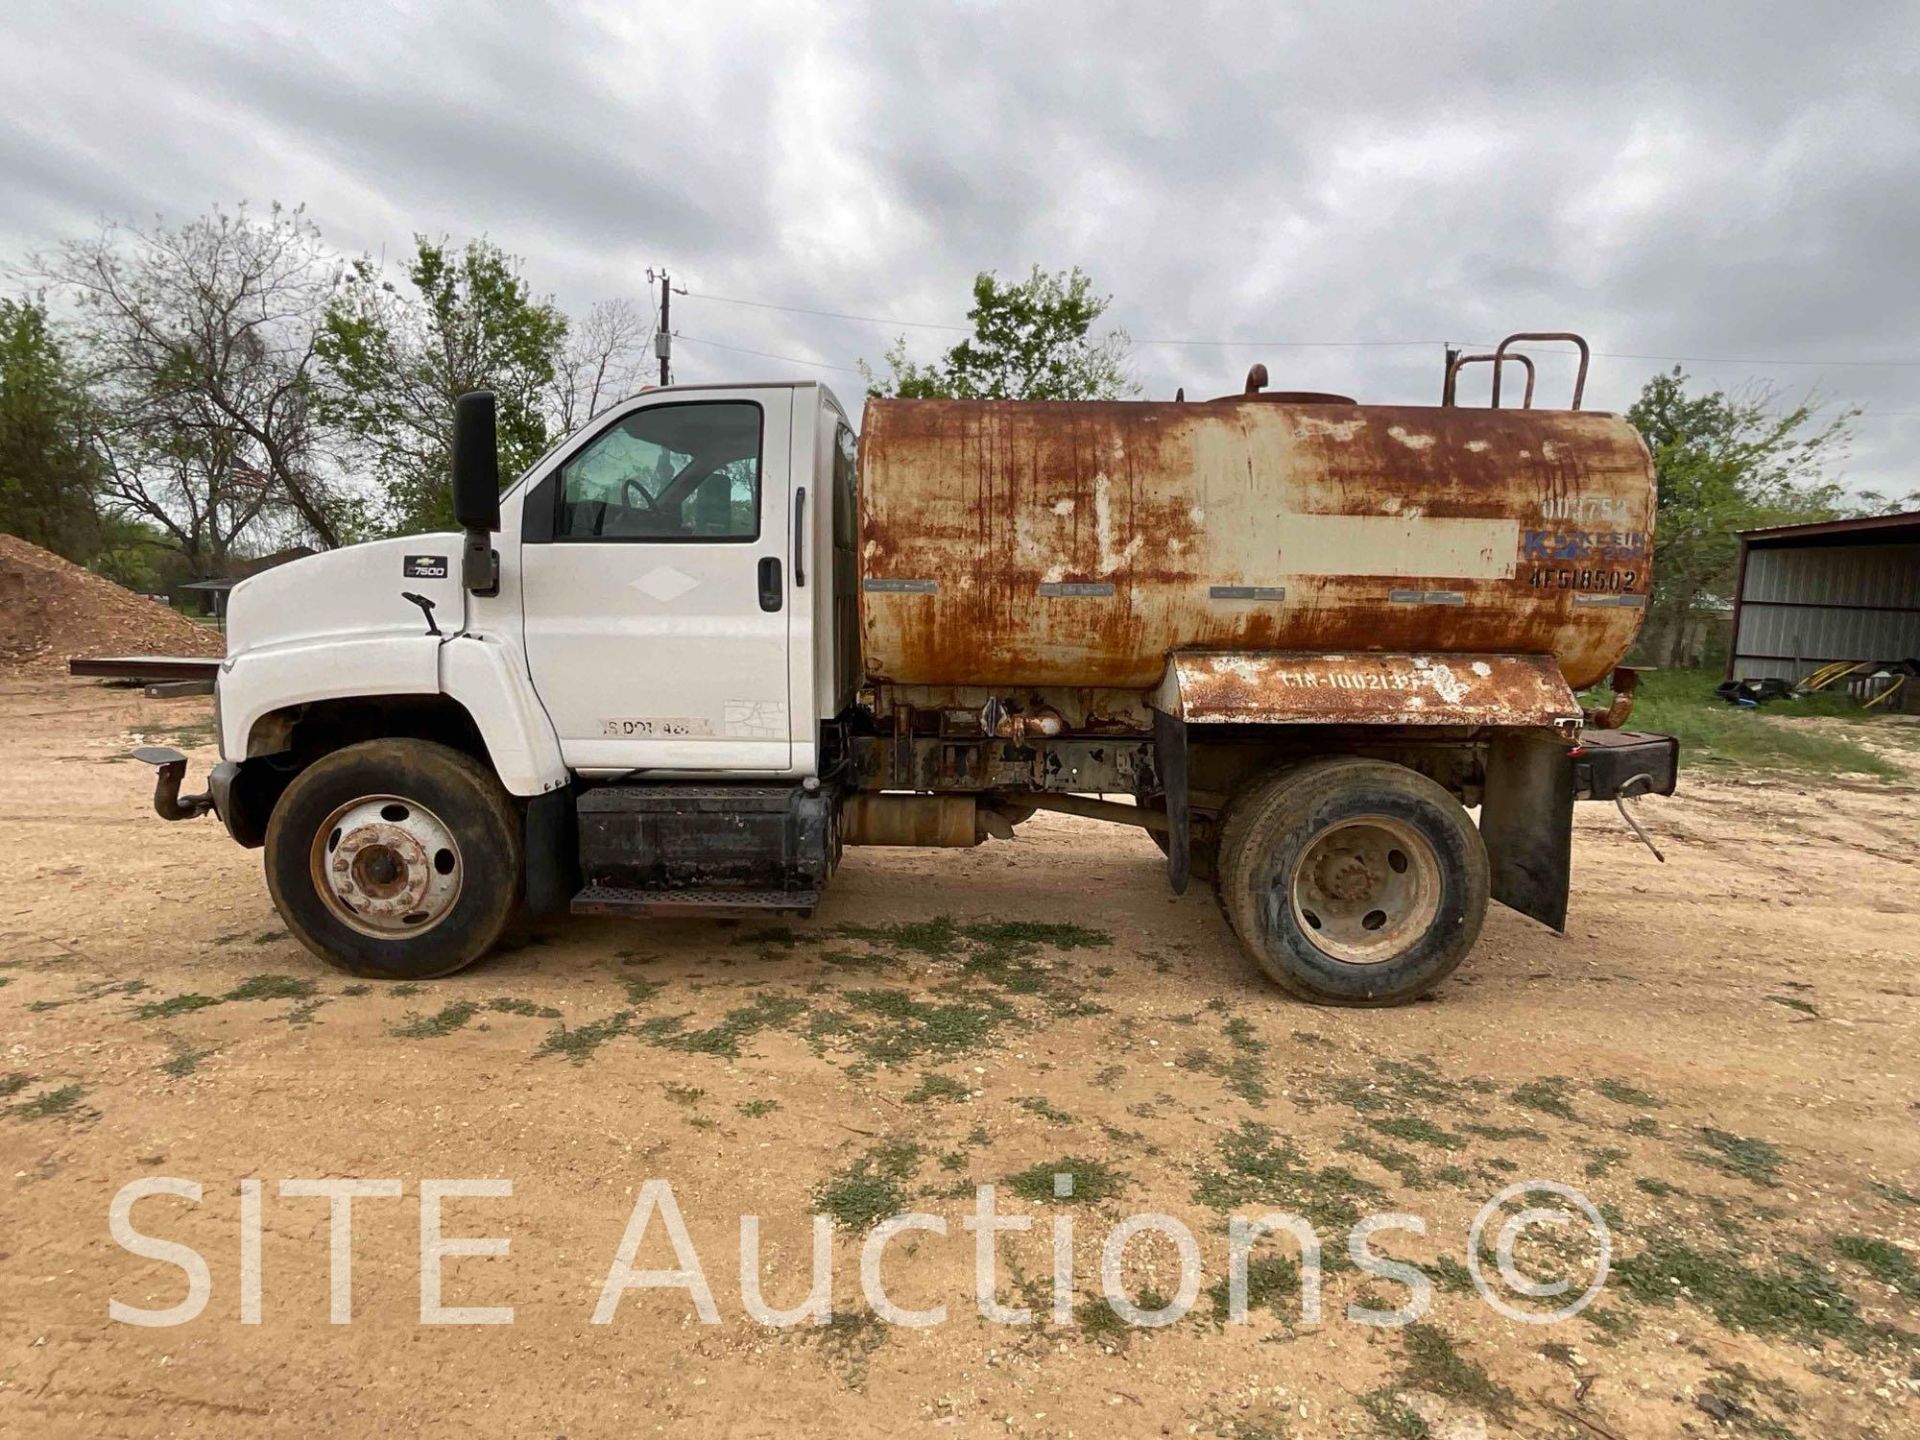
[0,533,225,670]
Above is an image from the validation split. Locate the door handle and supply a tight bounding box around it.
[793,486,807,587]
[758,556,782,612]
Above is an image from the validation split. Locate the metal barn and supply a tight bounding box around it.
[1726,511,1920,687]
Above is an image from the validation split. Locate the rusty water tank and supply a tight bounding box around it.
[857,398,1654,692]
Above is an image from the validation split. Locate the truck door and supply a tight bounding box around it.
[519,390,793,772]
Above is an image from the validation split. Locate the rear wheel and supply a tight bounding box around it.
[1217,758,1487,1006]
[265,739,523,979]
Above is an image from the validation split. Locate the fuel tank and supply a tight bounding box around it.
[857,398,1653,693]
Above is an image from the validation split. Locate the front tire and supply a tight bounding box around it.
[1217,758,1487,1006]
[265,739,523,980]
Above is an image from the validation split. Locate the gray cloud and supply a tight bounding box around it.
[3,0,1916,493]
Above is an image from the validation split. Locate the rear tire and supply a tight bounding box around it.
[265,739,523,980]
[1217,758,1487,1006]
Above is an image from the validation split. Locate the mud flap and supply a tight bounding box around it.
[523,788,577,919]
[1480,732,1573,932]
[1152,706,1191,896]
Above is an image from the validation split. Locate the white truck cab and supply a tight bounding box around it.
[220,380,856,796]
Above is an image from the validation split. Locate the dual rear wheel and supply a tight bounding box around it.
[1214,758,1489,1006]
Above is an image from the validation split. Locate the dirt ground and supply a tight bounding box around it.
[2,676,1916,1439]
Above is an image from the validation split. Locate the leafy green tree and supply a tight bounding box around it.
[0,297,103,559]
[1627,368,1858,667]
[318,237,567,533]
[863,265,1135,400]
[88,513,194,595]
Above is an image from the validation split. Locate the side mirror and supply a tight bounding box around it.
[451,390,500,595]
[451,390,501,531]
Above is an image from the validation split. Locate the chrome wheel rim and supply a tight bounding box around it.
[1288,816,1441,965]
[309,794,463,938]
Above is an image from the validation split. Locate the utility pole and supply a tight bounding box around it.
[647,266,686,386]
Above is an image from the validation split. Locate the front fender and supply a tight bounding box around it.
[220,635,443,759]
[219,631,567,799]
[437,633,568,796]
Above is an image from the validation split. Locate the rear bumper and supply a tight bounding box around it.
[1571,730,1678,801]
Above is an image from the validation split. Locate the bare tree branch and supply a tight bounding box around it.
[27,204,351,566]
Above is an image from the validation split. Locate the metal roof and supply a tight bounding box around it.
[1738,510,1920,548]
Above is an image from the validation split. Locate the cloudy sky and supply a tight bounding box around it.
[3,0,1917,496]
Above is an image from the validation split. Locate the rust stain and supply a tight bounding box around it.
[1162,651,1580,728]
[858,397,1655,694]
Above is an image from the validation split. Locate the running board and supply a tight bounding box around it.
[570,884,821,920]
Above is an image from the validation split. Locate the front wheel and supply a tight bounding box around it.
[264,739,524,980]
[1216,758,1488,1006]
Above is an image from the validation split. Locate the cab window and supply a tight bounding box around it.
[555,401,761,540]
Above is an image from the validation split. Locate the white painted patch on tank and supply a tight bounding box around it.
[1466,439,1490,453]
[1294,417,1365,441]
[1541,441,1560,461]
[1052,498,1075,516]
[1381,497,1403,513]
[1188,506,1206,524]
[1387,426,1435,450]
[1274,515,1513,577]
[1471,660,1493,677]
[1091,473,1144,577]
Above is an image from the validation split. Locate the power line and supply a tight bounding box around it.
[1146,339,1920,368]
[684,286,1920,370]
[675,333,867,376]
[1136,337,1451,349]
[1590,350,1920,369]
[683,289,969,333]
[688,292,1454,350]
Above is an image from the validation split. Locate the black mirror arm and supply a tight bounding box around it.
[462,530,499,597]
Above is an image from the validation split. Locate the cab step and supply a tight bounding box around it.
[576,782,838,898]
[570,884,821,920]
